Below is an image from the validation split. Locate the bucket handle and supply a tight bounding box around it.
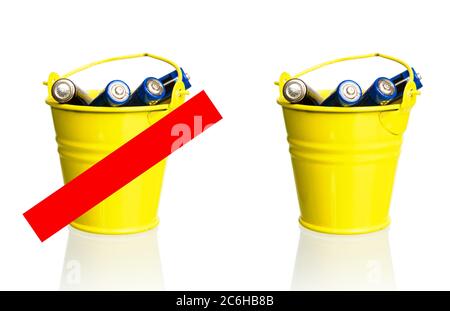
[276,53,421,135]
[44,53,189,109]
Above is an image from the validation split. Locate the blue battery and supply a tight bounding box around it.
[359,77,397,106]
[322,80,362,107]
[159,68,191,102]
[390,68,422,102]
[127,77,166,106]
[90,80,131,107]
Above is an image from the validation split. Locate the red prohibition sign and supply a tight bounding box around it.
[24,91,222,242]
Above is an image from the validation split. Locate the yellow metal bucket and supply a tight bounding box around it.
[45,53,188,235]
[277,53,420,234]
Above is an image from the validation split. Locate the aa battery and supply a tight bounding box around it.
[51,78,92,105]
[282,78,323,105]
[359,77,397,106]
[390,68,423,102]
[90,80,131,107]
[322,80,362,107]
[127,77,166,106]
[159,68,191,102]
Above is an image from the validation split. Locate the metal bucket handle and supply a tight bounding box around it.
[276,53,421,135]
[44,53,189,110]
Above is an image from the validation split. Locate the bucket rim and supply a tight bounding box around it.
[277,100,401,113]
[46,101,169,113]
[46,92,170,113]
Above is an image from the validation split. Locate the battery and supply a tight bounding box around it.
[51,78,92,105]
[322,80,362,107]
[359,77,397,106]
[90,80,131,107]
[390,68,423,102]
[282,78,323,105]
[127,77,166,106]
[159,68,191,102]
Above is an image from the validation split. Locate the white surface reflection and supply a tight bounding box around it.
[291,228,395,291]
[60,227,163,290]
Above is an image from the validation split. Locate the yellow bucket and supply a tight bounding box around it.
[45,53,188,235]
[277,53,420,235]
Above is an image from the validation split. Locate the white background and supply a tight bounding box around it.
[0,0,449,291]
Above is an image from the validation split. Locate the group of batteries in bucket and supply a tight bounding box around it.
[51,68,191,107]
[283,68,422,107]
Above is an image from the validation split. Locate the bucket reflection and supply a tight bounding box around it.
[292,228,395,290]
[60,227,163,290]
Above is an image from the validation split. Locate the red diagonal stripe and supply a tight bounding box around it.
[24,91,222,242]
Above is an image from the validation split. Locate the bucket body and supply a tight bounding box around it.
[48,91,168,234]
[281,91,407,234]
